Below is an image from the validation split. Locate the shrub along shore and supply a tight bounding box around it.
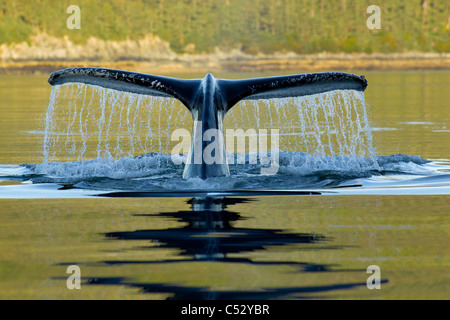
[0,0,448,74]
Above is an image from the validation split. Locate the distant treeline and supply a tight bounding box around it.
[0,0,448,54]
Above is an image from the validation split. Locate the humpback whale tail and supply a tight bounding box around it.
[48,68,368,179]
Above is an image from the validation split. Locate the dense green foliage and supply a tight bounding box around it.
[0,0,448,53]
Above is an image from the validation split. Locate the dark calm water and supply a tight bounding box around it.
[0,71,449,299]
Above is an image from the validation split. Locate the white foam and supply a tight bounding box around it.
[33,153,178,180]
[0,165,33,176]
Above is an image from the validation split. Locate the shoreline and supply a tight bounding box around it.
[1,53,449,75]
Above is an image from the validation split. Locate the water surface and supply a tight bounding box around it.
[0,71,449,299]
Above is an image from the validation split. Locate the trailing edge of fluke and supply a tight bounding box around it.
[48,67,368,179]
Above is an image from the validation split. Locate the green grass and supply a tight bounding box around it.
[0,0,448,54]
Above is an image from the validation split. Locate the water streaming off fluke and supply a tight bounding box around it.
[41,83,377,173]
[42,83,192,164]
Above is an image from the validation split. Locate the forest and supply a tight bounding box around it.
[0,0,448,55]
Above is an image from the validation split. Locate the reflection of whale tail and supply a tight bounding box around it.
[48,68,368,179]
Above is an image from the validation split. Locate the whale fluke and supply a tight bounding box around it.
[48,67,202,111]
[48,68,368,179]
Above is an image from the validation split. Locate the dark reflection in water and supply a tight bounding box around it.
[86,276,371,300]
[102,197,336,266]
[59,196,385,299]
